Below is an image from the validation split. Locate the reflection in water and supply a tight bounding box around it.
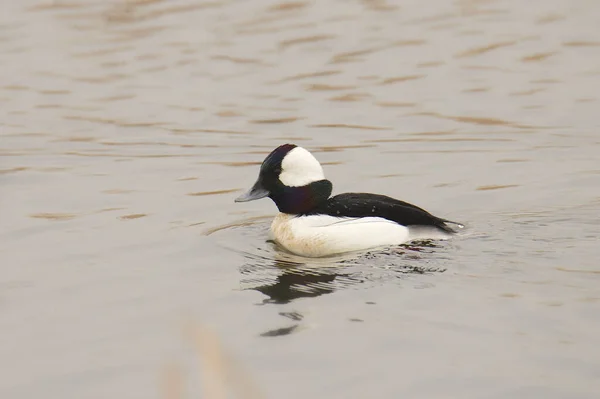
[235,245,449,338]
[240,258,358,305]
[260,324,300,337]
[237,240,448,306]
[252,269,340,303]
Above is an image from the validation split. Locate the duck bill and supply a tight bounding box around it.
[234,180,270,202]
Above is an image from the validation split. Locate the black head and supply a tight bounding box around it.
[234,144,333,214]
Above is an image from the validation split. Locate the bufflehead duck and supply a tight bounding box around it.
[235,144,463,257]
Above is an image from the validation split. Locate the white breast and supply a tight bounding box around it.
[269,213,414,258]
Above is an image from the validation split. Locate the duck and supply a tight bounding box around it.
[234,143,463,258]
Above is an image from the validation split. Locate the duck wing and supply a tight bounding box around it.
[307,193,462,233]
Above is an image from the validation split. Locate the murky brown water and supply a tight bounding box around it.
[2,0,600,398]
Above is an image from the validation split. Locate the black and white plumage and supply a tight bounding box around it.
[305,193,460,234]
[235,143,463,257]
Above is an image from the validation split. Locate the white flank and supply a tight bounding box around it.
[269,213,412,258]
[279,147,325,187]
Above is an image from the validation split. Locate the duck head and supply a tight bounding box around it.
[235,144,333,214]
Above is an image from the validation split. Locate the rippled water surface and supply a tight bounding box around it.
[2,0,600,398]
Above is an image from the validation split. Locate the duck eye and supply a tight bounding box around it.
[274,167,282,174]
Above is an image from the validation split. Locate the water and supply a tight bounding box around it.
[1,0,599,398]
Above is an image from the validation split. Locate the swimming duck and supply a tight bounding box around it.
[235,144,462,257]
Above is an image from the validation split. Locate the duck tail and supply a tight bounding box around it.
[438,219,465,234]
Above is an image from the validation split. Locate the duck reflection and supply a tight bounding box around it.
[237,244,448,337]
[240,257,363,305]
[238,241,447,305]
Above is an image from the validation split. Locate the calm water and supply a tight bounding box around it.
[1,0,600,398]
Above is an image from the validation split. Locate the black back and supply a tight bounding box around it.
[304,192,459,233]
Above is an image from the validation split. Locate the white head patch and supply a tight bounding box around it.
[279,147,325,187]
